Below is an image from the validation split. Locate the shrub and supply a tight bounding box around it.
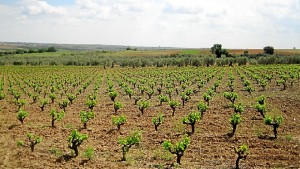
[80,111,95,129]
[67,93,76,104]
[223,92,238,105]
[125,87,133,98]
[233,103,244,114]
[169,100,180,116]
[264,115,283,139]
[27,133,42,152]
[39,99,49,111]
[181,93,190,107]
[114,101,123,113]
[137,100,150,115]
[0,91,5,100]
[158,94,169,106]
[109,91,118,102]
[133,96,141,105]
[234,144,249,169]
[49,93,56,103]
[162,135,190,165]
[86,99,97,111]
[15,99,26,110]
[152,113,164,131]
[276,79,287,90]
[118,130,142,161]
[112,115,127,130]
[197,102,208,118]
[203,93,212,105]
[50,109,65,128]
[17,109,29,124]
[257,95,266,105]
[68,129,88,157]
[255,104,266,118]
[59,99,69,112]
[182,111,201,134]
[229,113,241,136]
[244,86,255,95]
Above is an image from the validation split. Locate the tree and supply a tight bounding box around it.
[50,109,64,128]
[229,113,241,136]
[80,111,95,129]
[263,46,274,55]
[234,144,249,169]
[17,109,29,124]
[112,115,126,130]
[264,115,283,139]
[118,131,142,161]
[211,44,229,58]
[152,113,164,131]
[182,111,201,134]
[68,130,88,157]
[162,135,190,165]
[27,133,42,152]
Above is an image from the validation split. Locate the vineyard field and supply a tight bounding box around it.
[0,65,299,168]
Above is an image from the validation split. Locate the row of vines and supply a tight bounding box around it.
[0,65,299,168]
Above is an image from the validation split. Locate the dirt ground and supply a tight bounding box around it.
[0,66,299,169]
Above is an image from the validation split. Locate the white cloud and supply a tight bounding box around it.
[0,0,299,48]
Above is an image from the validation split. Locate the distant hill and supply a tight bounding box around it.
[0,42,183,51]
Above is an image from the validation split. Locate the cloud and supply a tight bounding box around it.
[0,0,299,48]
[20,0,66,15]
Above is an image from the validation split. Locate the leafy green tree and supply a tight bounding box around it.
[234,144,249,169]
[0,91,5,100]
[59,99,69,112]
[197,102,208,118]
[229,113,241,136]
[158,94,169,106]
[15,99,26,110]
[118,131,142,161]
[68,130,88,157]
[264,115,283,139]
[67,93,76,104]
[182,111,201,134]
[50,109,65,128]
[109,91,118,102]
[125,87,133,98]
[162,135,190,165]
[112,115,127,130]
[138,100,150,115]
[27,133,42,152]
[114,101,123,113]
[257,95,266,105]
[17,109,29,124]
[86,99,96,111]
[49,93,56,103]
[255,104,266,118]
[263,46,274,55]
[169,100,180,116]
[203,93,212,105]
[223,92,238,105]
[80,111,95,129]
[181,93,190,107]
[233,103,244,114]
[39,99,49,111]
[152,113,164,131]
[211,44,229,58]
[244,86,255,95]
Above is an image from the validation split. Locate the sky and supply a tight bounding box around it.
[0,0,300,48]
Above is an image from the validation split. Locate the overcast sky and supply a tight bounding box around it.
[0,0,300,48]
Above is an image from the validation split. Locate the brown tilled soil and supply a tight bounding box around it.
[0,66,299,169]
